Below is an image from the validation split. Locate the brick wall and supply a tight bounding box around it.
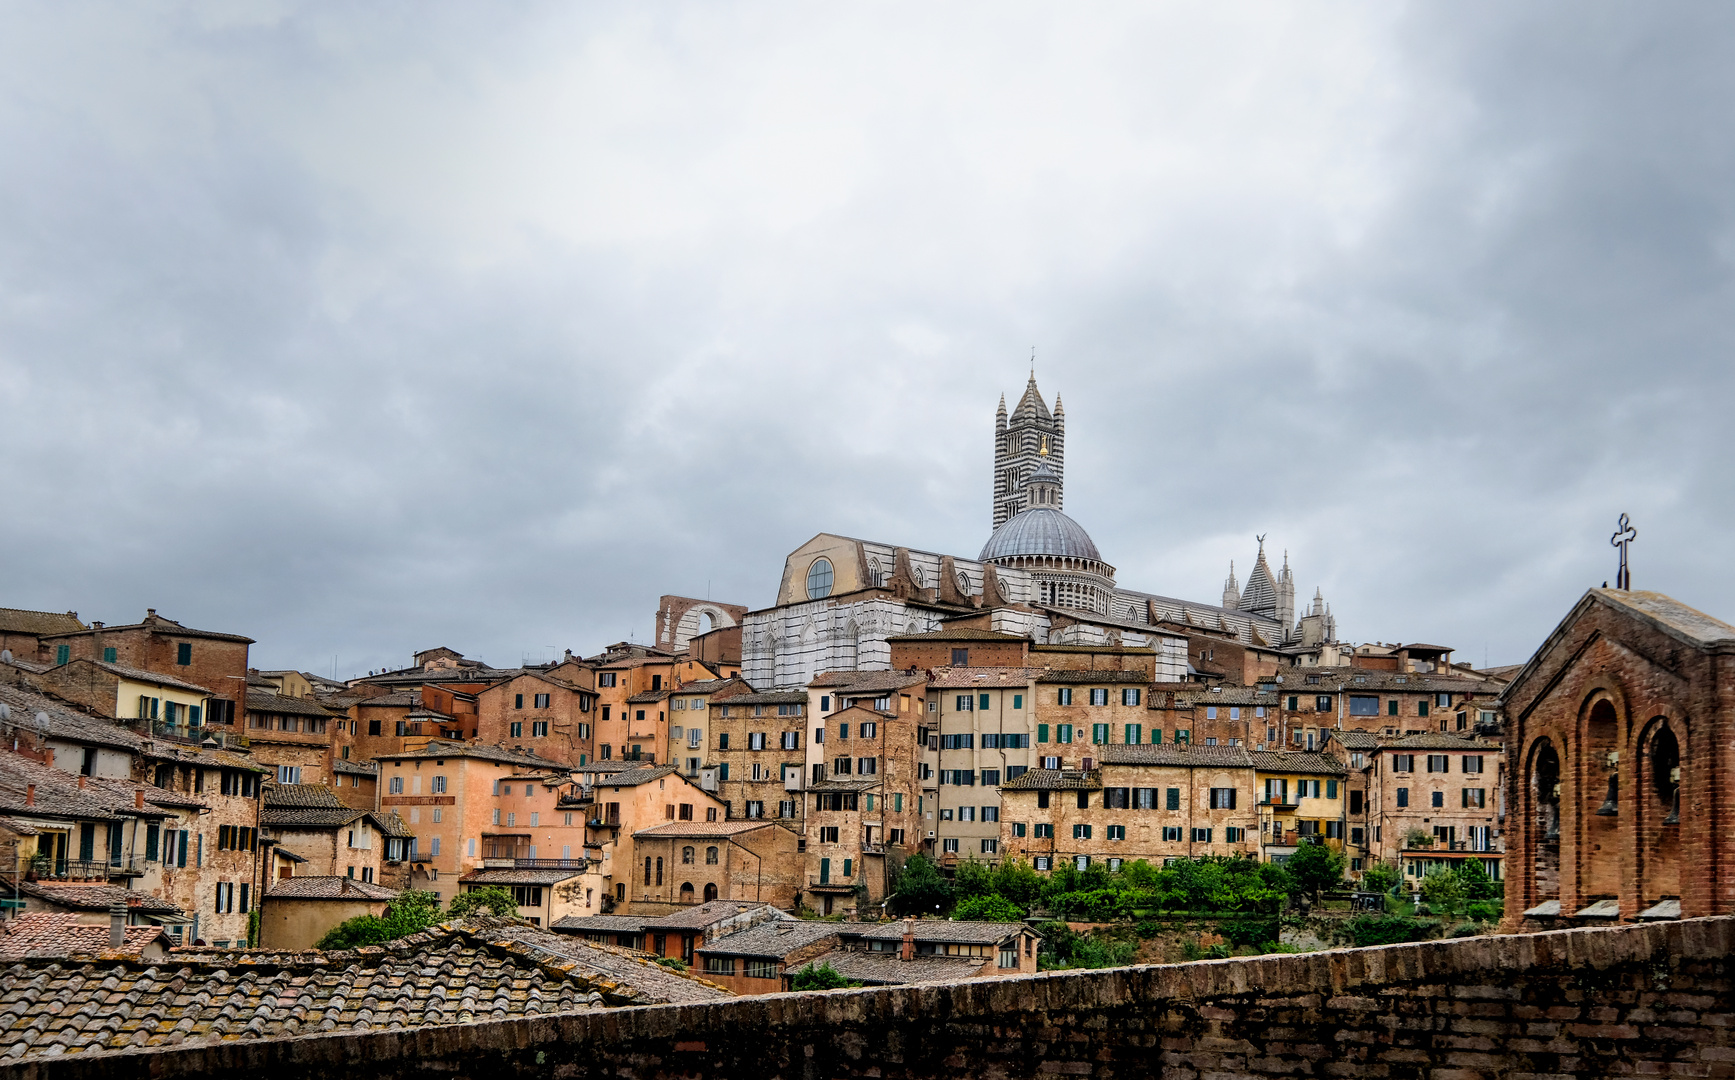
[23,917,1735,1080]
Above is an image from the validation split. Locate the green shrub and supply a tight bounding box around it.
[791,962,861,990]
[888,854,953,917]
[1345,914,1439,947]
[448,885,518,919]
[1466,901,1503,923]
[953,894,1026,922]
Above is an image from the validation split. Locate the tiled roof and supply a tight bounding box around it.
[332,759,377,776]
[264,876,399,901]
[1037,669,1151,684]
[633,820,786,839]
[0,752,196,822]
[1097,744,1254,768]
[1267,668,1496,694]
[80,661,214,696]
[1596,588,1735,648]
[925,667,1043,688]
[1248,750,1348,776]
[458,868,584,886]
[799,947,984,985]
[39,613,253,645]
[373,740,569,770]
[551,915,651,934]
[263,783,345,809]
[885,628,1028,643]
[1330,730,1381,750]
[245,690,345,717]
[0,917,728,1063]
[0,684,145,753]
[352,690,420,707]
[0,608,84,636]
[0,914,165,962]
[404,708,456,720]
[642,901,779,930]
[713,690,810,705]
[1377,733,1502,752]
[625,691,670,704]
[1158,687,1280,707]
[858,920,1032,945]
[698,920,859,959]
[597,764,679,787]
[670,679,741,695]
[808,778,883,792]
[372,810,414,838]
[274,848,308,863]
[10,880,183,915]
[260,807,367,829]
[1000,769,1101,790]
[809,671,928,693]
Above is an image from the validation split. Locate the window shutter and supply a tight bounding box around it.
[177,831,189,867]
[1326,779,1338,799]
[1037,724,1049,743]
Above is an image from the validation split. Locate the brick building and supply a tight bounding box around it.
[886,628,1032,671]
[998,745,1260,871]
[804,703,925,914]
[707,688,807,823]
[37,610,253,729]
[260,783,412,890]
[1363,733,1505,885]
[0,607,84,664]
[244,690,341,786]
[1500,588,1735,927]
[628,820,804,913]
[1250,750,1348,864]
[474,671,599,767]
[662,677,748,779]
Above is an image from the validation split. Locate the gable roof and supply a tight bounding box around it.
[632,820,786,839]
[38,612,253,645]
[1098,744,1254,769]
[0,684,146,754]
[1248,750,1347,776]
[696,919,853,959]
[0,914,165,962]
[884,628,1028,643]
[598,764,680,787]
[262,783,345,809]
[0,608,85,637]
[926,667,1043,689]
[8,880,183,915]
[63,660,215,696]
[372,740,569,770]
[1000,768,1101,790]
[244,690,345,717]
[263,875,399,901]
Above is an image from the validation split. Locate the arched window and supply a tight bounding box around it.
[655,857,664,885]
[704,882,718,902]
[706,845,719,865]
[680,882,695,902]
[957,572,971,595]
[644,857,652,885]
[682,846,695,864]
[806,558,834,599]
[867,558,884,587]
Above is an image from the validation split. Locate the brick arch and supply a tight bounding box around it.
[1634,712,1687,908]
[1576,690,1624,899]
[1519,734,1564,911]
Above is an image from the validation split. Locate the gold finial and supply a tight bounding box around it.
[1039,435,1049,455]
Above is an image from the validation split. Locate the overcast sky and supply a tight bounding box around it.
[3,3,1732,677]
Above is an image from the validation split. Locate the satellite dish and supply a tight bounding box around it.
[0,649,10,662]
[32,711,50,736]
[0,703,9,721]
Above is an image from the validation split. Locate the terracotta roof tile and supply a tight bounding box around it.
[0,914,165,962]
[1098,744,1254,768]
[262,875,399,900]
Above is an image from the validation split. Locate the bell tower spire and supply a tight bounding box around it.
[992,364,1064,530]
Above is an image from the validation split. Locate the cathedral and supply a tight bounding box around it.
[740,375,1339,689]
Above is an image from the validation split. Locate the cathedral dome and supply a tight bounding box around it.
[978,507,1102,563]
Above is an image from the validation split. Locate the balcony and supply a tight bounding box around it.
[806,877,858,893]
[1259,797,1298,809]
[28,858,147,881]
[480,857,588,872]
[145,722,246,747]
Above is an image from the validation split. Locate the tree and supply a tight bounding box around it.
[1285,841,1347,899]
[791,962,861,990]
[1361,861,1400,894]
[953,894,1025,922]
[1403,827,1435,849]
[1419,868,1466,914]
[888,854,952,916]
[952,859,995,901]
[449,885,519,918]
[1451,859,1502,902]
[991,859,1044,907]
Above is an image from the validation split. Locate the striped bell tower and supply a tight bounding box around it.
[993,373,1065,530]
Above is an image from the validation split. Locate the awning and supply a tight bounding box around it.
[1573,899,1622,918]
[1523,900,1561,917]
[1637,898,1681,921]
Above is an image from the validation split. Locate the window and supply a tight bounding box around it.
[1210,788,1236,809]
[856,757,877,775]
[1287,695,1299,710]
[277,765,301,784]
[1013,694,1023,709]
[1396,787,1409,807]
[1225,827,1246,842]
[838,724,847,739]
[599,672,617,687]
[1393,754,1415,772]
[1463,755,1484,774]
[1041,756,1060,769]
[1166,788,1181,811]
[1351,827,1365,845]
[943,838,960,853]
[1162,826,1182,841]
[749,732,766,751]
[1418,699,1430,717]
[1349,695,1379,716]
[706,846,719,864]
[532,721,548,737]
[1461,787,1486,808]
[981,838,999,853]
[1033,857,1052,871]
[1089,689,1109,706]
[1427,755,1450,773]
[1092,723,1109,745]
[806,557,834,599]
[1125,724,1142,745]
[980,769,1000,786]
[509,722,523,738]
[1175,729,1190,743]
[1432,790,1445,808]
[1106,825,1125,841]
[1034,823,1054,838]
[390,776,404,794]
[1191,828,1212,843]
[1073,824,1092,840]
[1315,695,1332,712]
[860,722,878,738]
[1057,724,1073,744]
[1057,688,1073,706]
[177,643,192,666]
[1075,856,1090,871]
[1122,688,1141,706]
[954,694,974,712]
[952,648,969,665]
[1297,779,1321,799]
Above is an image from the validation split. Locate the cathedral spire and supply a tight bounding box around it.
[1222,560,1241,610]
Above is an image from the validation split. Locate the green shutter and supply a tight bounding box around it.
[1152,728,1162,744]
[103,647,116,663]
[145,824,159,861]
[1388,699,1398,716]
[718,764,728,781]
[865,794,874,811]
[1125,724,1140,745]
[980,694,990,711]
[894,794,902,812]
[1419,700,1429,717]
[843,858,853,878]
[1038,724,1049,743]
[1326,779,1338,799]
[1289,696,1299,710]
[819,858,830,884]
[1013,694,1023,709]
[1166,788,1180,810]
[79,823,95,862]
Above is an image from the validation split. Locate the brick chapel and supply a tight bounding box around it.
[1500,587,1735,928]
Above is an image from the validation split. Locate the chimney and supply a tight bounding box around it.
[110,903,127,948]
[25,785,34,807]
[78,775,87,789]
[146,609,157,620]
[92,621,104,630]
[900,918,915,962]
[135,789,145,809]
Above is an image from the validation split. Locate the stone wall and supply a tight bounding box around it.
[10,917,1734,1080]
